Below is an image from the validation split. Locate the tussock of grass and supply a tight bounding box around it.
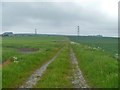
[35,47,72,88]
[72,44,118,88]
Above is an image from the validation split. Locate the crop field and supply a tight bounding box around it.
[68,36,118,55]
[2,36,118,88]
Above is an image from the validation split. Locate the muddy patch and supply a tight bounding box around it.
[18,48,39,54]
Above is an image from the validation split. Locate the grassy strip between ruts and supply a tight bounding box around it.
[2,46,61,88]
[34,46,73,88]
[71,44,118,88]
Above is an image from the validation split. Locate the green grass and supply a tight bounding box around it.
[2,36,118,88]
[2,36,67,62]
[2,47,60,88]
[0,71,1,89]
[35,46,73,88]
[71,43,118,88]
[2,36,68,88]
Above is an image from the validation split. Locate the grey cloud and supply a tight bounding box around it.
[2,2,118,36]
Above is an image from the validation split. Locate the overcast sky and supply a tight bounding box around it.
[1,0,119,37]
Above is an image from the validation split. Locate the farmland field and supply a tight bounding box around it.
[2,35,118,88]
[68,36,118,55]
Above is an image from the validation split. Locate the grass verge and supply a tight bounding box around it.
[71,44,118,88]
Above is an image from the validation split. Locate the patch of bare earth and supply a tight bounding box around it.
[18,48,39,54]
[70,48,89,88]
[0,60,12,68]
[19,48,63,88]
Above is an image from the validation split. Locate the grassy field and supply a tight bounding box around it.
[2,36,67,62]
[2,36,67,88]
[2,35,118,88]
[68,36,118,55]
[71,43,118,88]
[69,36,118,88]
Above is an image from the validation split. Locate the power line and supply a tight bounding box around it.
[35,28,37,35]
[77,26,80,36]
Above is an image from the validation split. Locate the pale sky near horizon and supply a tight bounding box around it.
[0,0,119,37]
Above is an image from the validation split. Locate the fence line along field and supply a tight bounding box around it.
[2,35,118,88]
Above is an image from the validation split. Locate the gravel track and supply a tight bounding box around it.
[70,48,89,88]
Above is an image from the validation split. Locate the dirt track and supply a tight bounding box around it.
[19,47,88,88]
[70,48,89,88]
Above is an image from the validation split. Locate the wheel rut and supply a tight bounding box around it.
[20,48,63,88]
[70,48,89,88]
